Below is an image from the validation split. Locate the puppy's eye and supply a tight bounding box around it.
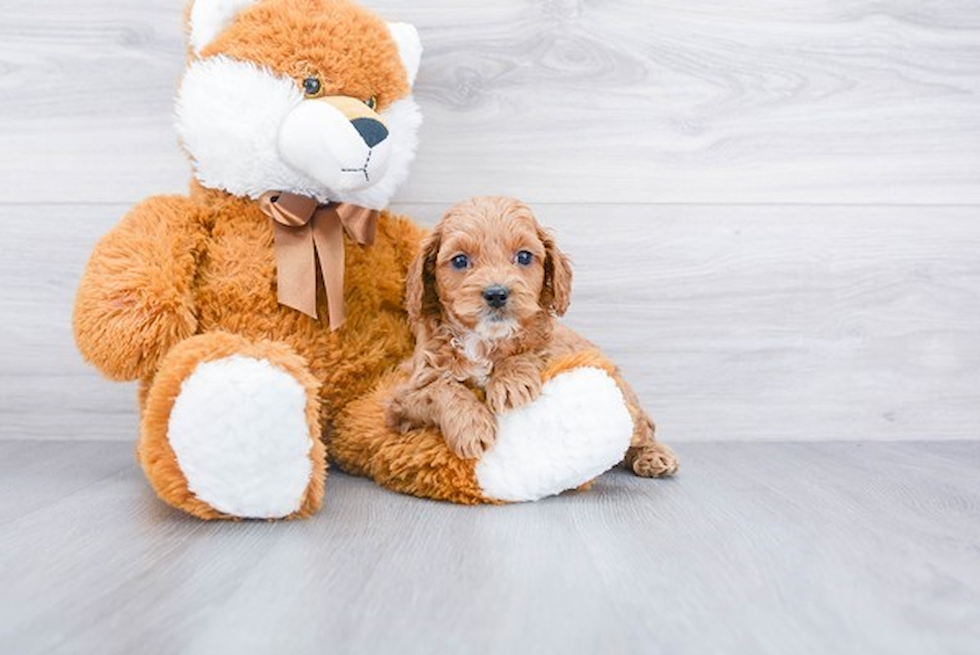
[302,76,323,97]
[514,250,534,266]
[365,96,378,110]
[450,254,470,270]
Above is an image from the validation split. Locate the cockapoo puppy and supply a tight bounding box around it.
[385,196,678,478]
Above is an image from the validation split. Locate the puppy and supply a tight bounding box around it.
[386,196,678,477]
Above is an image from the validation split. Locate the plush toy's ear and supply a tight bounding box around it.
[188,0,260,54]
[405,227,442,329]
[387,22,422,87]
[538,227,573,316]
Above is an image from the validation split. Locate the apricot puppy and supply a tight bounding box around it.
[386,196,678,477]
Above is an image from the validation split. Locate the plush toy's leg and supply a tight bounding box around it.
[330,372,488,504]
[137,332,326,520]
[331,351,634,503]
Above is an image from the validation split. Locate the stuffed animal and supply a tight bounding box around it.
[73,0,675,520]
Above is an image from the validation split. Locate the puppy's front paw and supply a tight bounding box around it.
[442,404,497,459]
[486,368,542,413]
[384,394,416,434]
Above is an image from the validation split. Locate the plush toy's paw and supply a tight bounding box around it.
[475,365,633,502]
[486,363,542,413]
[629,442,680,478]
[443,403,497,459]
[138,333,325,520]
[166,357,316,517]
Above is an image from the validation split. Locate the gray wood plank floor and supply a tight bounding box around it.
[1,440,977,655]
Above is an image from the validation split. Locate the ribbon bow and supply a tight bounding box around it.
[259,191,379,329]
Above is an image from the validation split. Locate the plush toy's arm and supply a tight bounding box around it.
[73,196,206,381]
[333,350,638,504]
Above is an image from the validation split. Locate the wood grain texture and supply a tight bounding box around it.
[1,0,979,204]
[1,202,978,442]
[0,440,977,655]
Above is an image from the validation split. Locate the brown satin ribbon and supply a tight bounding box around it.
[258,191,379,329]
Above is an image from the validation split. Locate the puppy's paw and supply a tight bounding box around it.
[443,404,497,459]
[630,443,679,478]
[486,367,542,414]
[384,395,416,434]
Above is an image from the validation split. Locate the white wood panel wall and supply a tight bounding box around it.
[1,0,978,441]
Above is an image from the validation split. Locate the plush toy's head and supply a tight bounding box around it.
[176,0,422,209]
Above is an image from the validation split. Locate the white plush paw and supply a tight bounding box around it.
[475,367,633,502]
[167,355,315,518]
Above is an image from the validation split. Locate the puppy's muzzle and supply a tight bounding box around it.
[483,285,510,309]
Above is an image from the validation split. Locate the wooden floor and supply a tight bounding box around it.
[1,440,977,655]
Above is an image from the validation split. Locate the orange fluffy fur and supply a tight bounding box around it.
[74,182,424,517]
[201,0,409,112]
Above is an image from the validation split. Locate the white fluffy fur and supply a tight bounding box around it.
[278,100,392,195]
[176,56,308,198]
[476,367,634,502]
[387,22,422,86]
[188,0,259,54]
[175,57,421,209]
[167,356,315,518]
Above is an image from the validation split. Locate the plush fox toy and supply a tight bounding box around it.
[73,0,652,520]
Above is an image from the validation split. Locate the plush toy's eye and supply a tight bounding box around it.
[450,254,470,270]
[515,250,534,266]
[302,76,322,97]
[365,96,378,110]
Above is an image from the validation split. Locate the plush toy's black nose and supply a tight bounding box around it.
[351,118,389,147]
[483,286,509,309]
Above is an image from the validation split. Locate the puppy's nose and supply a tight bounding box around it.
[351,118,389,147]
[483,285,509,309]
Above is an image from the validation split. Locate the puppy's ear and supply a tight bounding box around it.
[405,226,442,327]
[538,227,573,316]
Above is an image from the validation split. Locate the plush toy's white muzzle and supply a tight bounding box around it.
[175,55,420,208]
[278,99,392,193]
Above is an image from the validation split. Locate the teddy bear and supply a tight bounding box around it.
[74,0,675,520]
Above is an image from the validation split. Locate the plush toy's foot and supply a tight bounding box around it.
[332,351,633,504]
[137,332,325,520]
[474,361,633,502]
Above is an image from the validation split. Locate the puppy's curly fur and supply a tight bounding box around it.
[386,196,678,477]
